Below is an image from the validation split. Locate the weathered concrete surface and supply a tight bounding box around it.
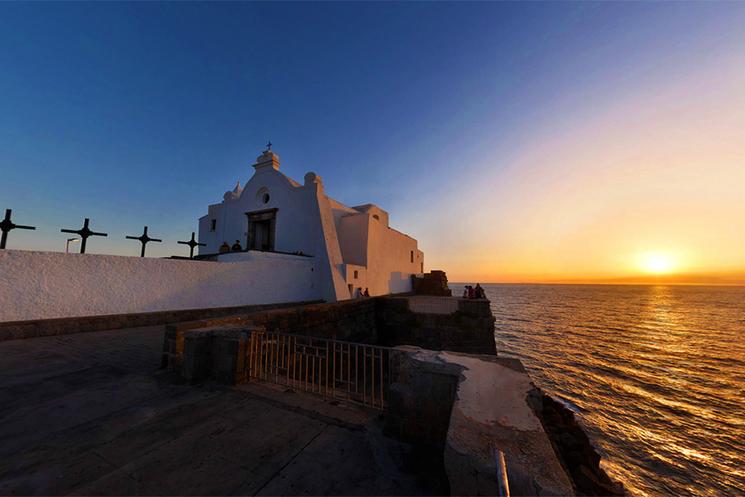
[0,327,431,496]
[406,296,459,315]
[388,347,575,497]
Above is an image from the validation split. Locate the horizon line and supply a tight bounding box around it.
[449,281,745,288]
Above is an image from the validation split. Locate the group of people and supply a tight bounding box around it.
[463,283,486,299]
[219,240,243,253]
[354,287,370,298]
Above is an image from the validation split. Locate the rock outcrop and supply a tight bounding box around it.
[527,389,625,496]
[411,270,452,296]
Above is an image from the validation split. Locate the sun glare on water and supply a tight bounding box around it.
[638,252,677,274]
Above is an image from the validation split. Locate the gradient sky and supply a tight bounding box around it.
[2,2,744,284]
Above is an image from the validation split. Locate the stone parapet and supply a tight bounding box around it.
[164,295,499,379]
[376,296,497,355]
[386,347,576,496]
[163,299,378,372]
[411,270,452,296]
[0,300,321,342]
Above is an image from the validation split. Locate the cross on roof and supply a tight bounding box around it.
[125,226,163,257]
[0,209,36,249]
[177,232,206,259]
[266,140,272,151]
[60,218,107,254]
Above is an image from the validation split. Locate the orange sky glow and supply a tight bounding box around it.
[414,51,745,285]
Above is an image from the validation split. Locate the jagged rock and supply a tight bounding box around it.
[411,270,452,296]
[527,389,625,496]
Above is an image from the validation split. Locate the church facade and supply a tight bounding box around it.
[198,149,424,302]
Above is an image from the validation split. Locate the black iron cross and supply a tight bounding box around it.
[266,140,272,151]
[60,218,107,254]
[125,226,162,257]
[0,209,36,249]
[177,232,205,259]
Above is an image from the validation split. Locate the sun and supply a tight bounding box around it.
[638,252,677,274]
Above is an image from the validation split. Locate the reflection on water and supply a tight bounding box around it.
[479,284,745,497]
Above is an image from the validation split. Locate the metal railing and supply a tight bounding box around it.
[496,449,510,497]
[245,331,391,410]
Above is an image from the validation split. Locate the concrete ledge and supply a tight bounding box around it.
[0,300,321,342]
[387,346,575,496]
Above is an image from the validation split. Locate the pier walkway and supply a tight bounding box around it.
[0,326,431,496]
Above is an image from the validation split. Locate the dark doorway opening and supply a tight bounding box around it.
[246,208,277,251]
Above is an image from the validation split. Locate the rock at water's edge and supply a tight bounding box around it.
[527,389,625,496]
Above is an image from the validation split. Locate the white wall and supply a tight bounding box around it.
[0,250,319,322]
[338,213,369,267]
[195,152,424,302]
[366,220,423,296]
[199,166,323,257]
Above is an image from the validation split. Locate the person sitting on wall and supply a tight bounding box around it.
[467,285,475,299]
[355,287,363,299]
[474,283,485,299]
[231,240,242,252]
[463,286,469,298]
[363,288,370,297]
[219,242,230,253]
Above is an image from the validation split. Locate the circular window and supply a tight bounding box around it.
[256,187,270,206]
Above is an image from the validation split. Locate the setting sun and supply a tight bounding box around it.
[638,252,677,274]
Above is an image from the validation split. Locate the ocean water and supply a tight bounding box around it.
[477,284,744,497]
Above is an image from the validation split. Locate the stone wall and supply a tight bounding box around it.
[376,297,496,355]
[253,298,377,343]
[163,295,497,374]
[163,299,378,371]
[411,270,452,296]
[0,300,320,342]
[386,348,461,448]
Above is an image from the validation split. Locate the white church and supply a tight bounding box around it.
[197,148,424,302]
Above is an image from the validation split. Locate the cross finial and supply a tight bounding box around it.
[60,217,107,254]
[266,140,272,151]
[177,231,206,259]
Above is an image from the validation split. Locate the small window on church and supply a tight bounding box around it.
[354,270,358,279]
[210,219,216,231]
[262,193,270,204]
[373,214,379,220]
[410,251,414,263]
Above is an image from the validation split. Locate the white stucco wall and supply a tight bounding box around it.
[199,165,323,258]
[338,213,369,267]
[0,250,319,322]
[196,150,425,301]
[343,263,368,298]
[365,220,423,296]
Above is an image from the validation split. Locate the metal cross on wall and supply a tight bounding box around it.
[60,218,108,254]
[177,232,205,259]
[0,209,36,249]
[125,226,162,257]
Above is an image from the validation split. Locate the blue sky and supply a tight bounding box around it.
[2,2,745,280]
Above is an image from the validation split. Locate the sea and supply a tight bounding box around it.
[464,284,744,497]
